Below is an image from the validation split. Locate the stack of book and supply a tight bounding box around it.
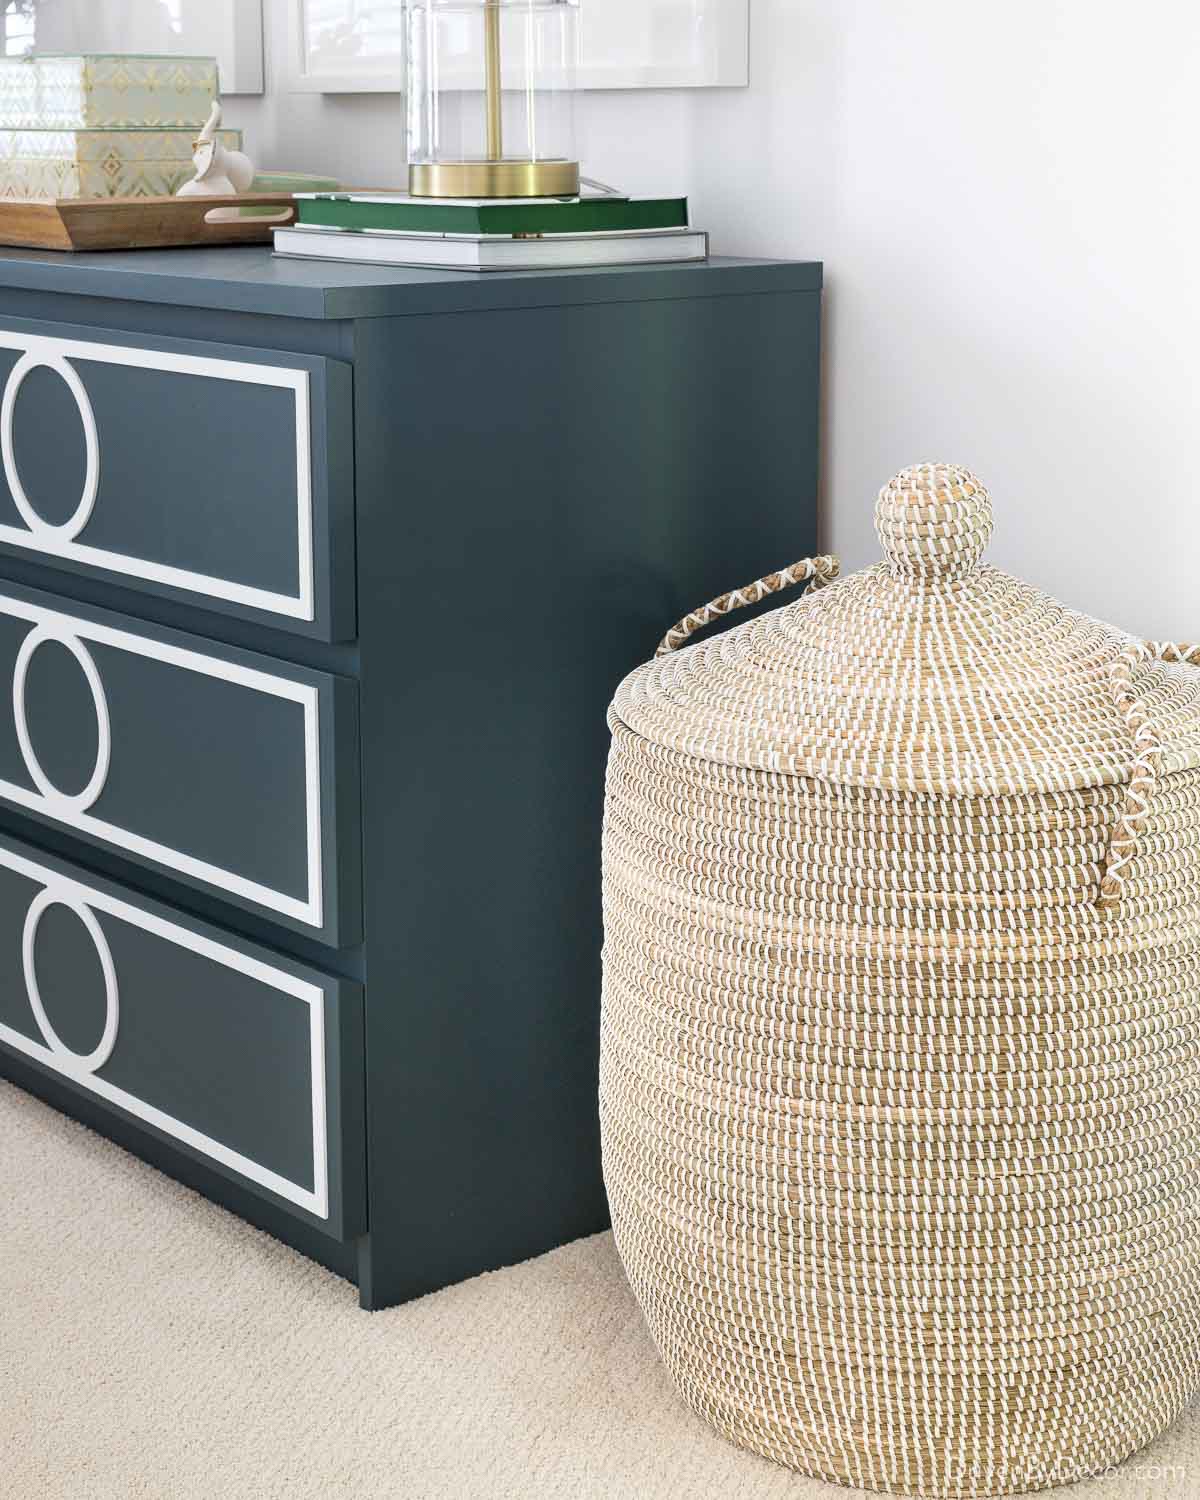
[273,191,707,272]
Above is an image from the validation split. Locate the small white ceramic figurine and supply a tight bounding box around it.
[177,101,255,197]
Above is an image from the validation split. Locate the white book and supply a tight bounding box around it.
[273,223,709,273]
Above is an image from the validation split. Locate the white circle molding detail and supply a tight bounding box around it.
[13,625,112,814]
[0,350,101,540]
[23,884,119,1074]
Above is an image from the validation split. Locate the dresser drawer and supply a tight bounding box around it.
[0,581,359,944]
[0,833,363,1238]
[0,316,353,640]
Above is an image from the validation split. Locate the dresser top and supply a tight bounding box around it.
[0,247,822,321]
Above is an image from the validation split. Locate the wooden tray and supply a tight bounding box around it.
[0,194,297,252]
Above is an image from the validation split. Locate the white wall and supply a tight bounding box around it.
[232,0,1200,638]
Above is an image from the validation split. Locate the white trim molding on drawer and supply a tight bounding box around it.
[0,843,330,1219]
[0,591,324,929]
[0,329,316,622]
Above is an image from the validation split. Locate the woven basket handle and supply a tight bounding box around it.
[1100,640,1200,910]
[656,555,840,658]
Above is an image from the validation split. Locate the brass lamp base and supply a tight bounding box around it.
[409,160,581,199]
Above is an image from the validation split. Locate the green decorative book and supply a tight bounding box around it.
[252,171,342,195]
[295,193,690,238]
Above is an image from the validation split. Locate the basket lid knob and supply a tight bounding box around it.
[875,463,993,581]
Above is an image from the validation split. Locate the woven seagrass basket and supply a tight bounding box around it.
[599,464,1200,1498]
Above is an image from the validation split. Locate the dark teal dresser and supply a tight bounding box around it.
[0,247,821,1308]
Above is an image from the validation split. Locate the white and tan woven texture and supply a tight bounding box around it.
[599,464,1200,1497]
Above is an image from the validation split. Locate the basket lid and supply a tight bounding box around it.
[612,464,1200,797]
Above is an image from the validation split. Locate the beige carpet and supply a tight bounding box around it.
[0,1082,1197,1500]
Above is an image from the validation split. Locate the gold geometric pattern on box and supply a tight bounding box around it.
[0,55,218,131]
[0,127,243,199]
[600,464,1200,1496]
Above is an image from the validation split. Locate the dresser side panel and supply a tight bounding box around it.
[352,286,823,1308]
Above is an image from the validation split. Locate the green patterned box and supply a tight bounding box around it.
[0,55,218,131]
[0,127,244,199]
